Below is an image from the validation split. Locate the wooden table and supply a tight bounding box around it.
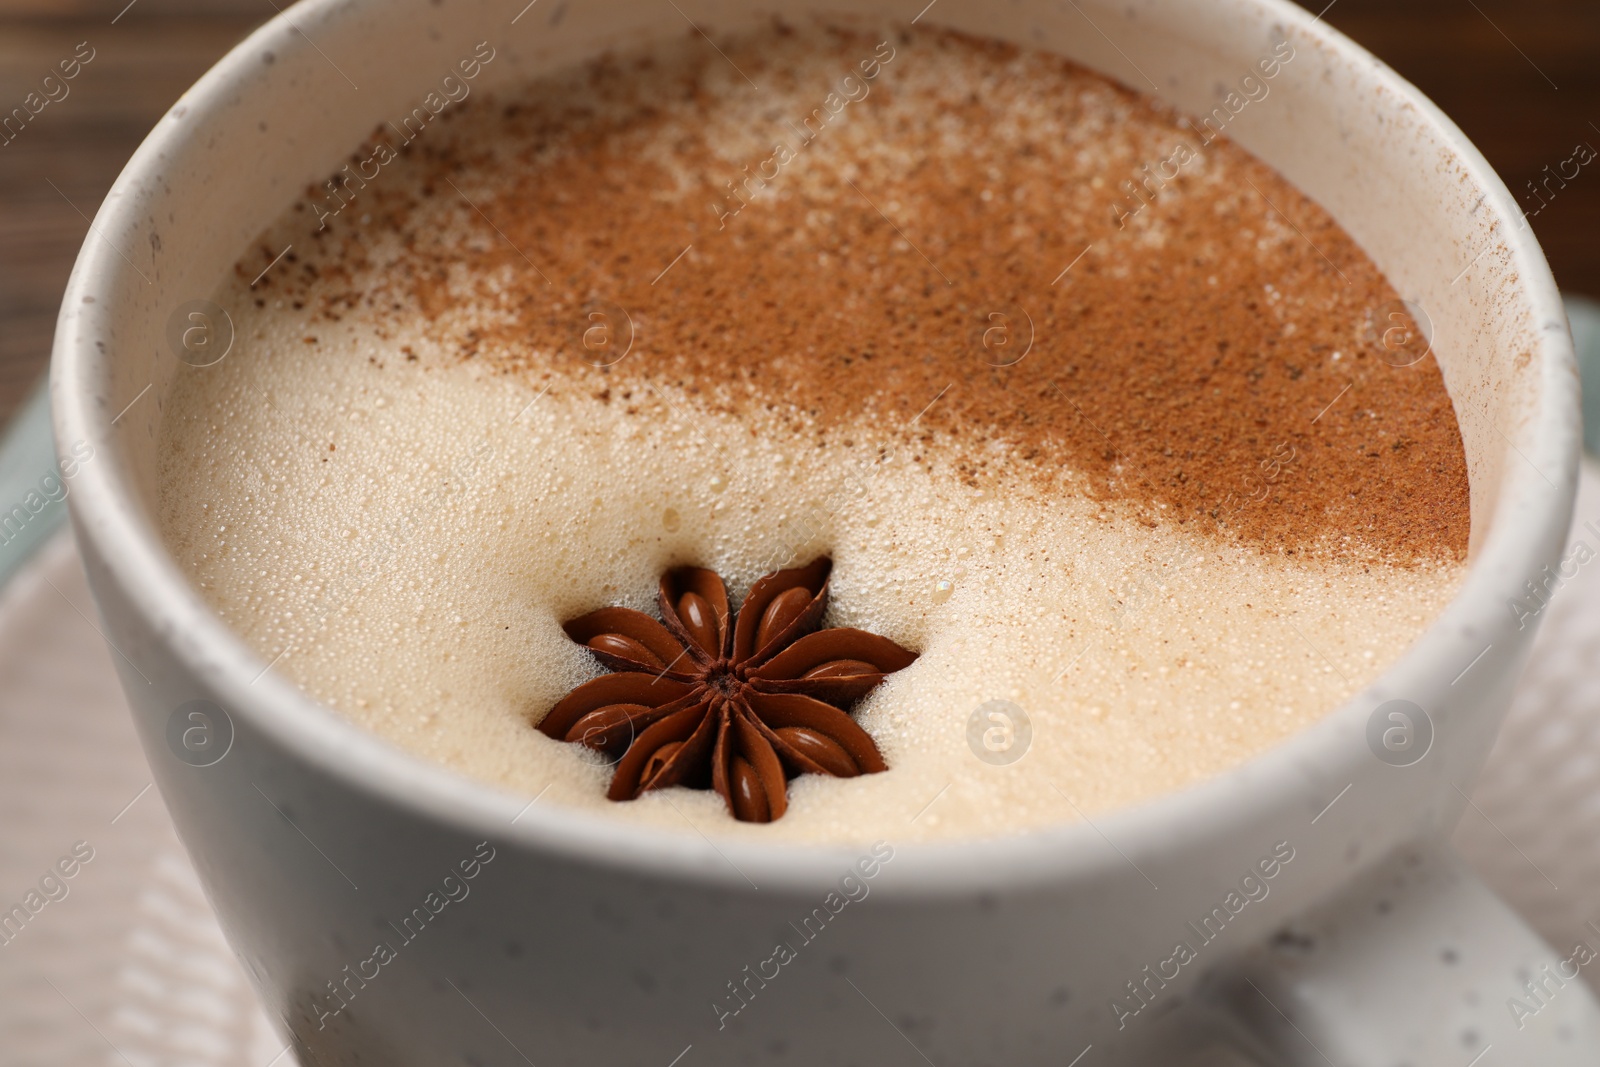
[0,9,265,425]
[2,0,1597,425]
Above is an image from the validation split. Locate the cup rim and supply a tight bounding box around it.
[50,0,1579,895]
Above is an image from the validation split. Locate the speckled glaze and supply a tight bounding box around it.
[50,1,1595,1063]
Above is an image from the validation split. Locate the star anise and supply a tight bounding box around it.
[536,557,917,823]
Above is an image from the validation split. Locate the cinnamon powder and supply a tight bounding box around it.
[264,21,1469,564]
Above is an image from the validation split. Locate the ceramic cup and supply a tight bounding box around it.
[51,0,1596,1063]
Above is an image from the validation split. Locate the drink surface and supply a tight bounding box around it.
[158,21,1468,843]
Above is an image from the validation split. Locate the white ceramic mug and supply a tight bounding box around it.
[52,0,1596,1062]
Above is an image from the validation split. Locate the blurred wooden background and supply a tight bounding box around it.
[1,0,1598,425]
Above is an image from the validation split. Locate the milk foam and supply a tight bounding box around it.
[156,24,1466,845]
[158,334,1460,845]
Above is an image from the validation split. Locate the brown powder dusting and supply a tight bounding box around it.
[265,21,1469,563]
